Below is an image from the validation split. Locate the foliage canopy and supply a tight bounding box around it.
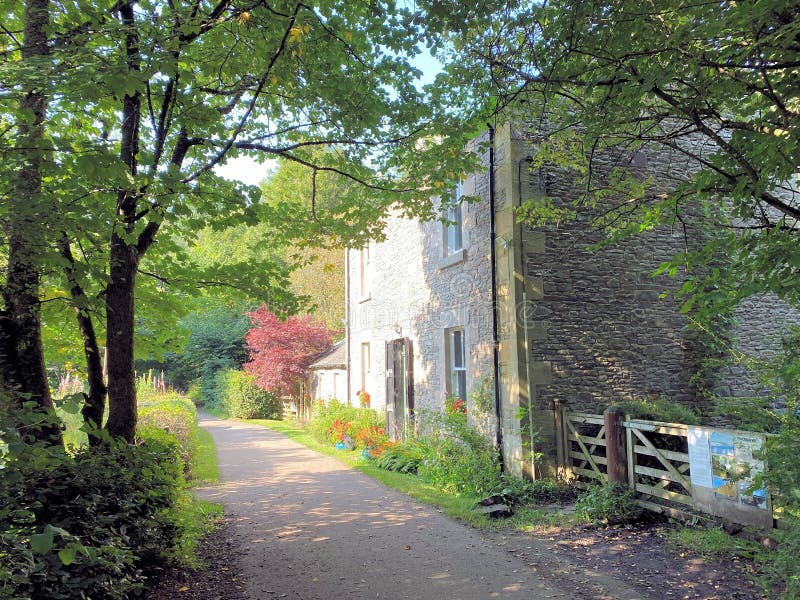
[1,0,472,440]
[432,0,800,317]
[244,305,335,395]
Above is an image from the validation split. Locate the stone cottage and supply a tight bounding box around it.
[306,340,347,403]
[344,122,798,478]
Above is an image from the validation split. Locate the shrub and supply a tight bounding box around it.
[760,517,800,599]
[186,381,202,407]
[489,475,575,505]
[525,478,576,503]
[307,399,383,446]
[198,357,232,411]
[138,392,198,468]
[711,396,783,434]
[416,409,502,497]
[214,369,283,419]
[614,397,700,425]
[576,482,643,525]
[376,441,428,474]
[0,413,189,599]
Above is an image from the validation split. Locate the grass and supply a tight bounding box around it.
[174,413,224,568]
[504,505,580,532]
[663,524,800,598]
[664,525,762,561]
[171,497,224,568]
[201,405,230,419]
[248,417,572,530]
[192,427,220,484]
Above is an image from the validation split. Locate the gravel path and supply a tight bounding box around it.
[195,414,606,600]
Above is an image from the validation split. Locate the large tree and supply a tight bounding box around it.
[429,0,800,317]
[0,0,62,443]
[1,0,470,441]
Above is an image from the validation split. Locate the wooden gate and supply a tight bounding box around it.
[624,419,695,518]
[562,408,696,512]
[562,411,609,488]
[562,410,697,515]
[560,408,776,526]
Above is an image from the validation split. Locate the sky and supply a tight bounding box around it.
[215,46,443,187]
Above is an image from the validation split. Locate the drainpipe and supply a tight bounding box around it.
[488,123,504,469]
[518,156,535,478]
[345,248,351,405]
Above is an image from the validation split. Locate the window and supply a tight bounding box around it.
[358,244,371,299]
[444,183,463,256]
[360,342,371,393]
[445,328,467,403]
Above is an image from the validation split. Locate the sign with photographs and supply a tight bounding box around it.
[688,427,768,511]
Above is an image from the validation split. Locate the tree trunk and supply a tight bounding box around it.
[0,0,61,444]
[59,236,107,437]
[104,232,139,442]
[104,0,141,443]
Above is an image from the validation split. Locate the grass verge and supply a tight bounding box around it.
[663,524,800,598]
[171,421,224,569]
[192,427,220,484]
[172,498,224,568]
[664,525,762,561]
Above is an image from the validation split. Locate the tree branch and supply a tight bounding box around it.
[182,2,304,184]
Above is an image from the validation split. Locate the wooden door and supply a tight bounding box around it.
[385,338,414,440]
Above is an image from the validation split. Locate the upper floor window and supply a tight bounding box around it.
[444,182,463,256]
[358,243,371,300]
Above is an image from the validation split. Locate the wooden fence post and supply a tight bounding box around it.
[554,400,565,476]
[604,406,627,484]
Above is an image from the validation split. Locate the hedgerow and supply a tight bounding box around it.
[0,407,188,598]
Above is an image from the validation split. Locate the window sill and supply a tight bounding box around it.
[439,248,466,270]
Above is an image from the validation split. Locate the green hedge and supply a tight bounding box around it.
[138,392,198,468]
[214,369,282,419]
[0,420,188,599]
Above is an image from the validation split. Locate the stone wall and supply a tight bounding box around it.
[512,124,800,415]
[518,139,704,411]
[717,294,800,398]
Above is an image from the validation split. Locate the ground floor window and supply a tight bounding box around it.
[445,327,467,403]
[360,342,370,393]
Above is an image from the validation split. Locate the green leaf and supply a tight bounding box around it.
[29,529,55,554]
[58,547,76,566]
